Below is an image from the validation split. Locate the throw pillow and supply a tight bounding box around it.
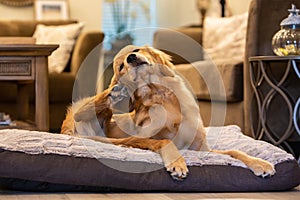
[203,13,248,62]
[33,22,84,73]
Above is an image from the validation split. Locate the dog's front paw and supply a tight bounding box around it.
[166,156,189,181]
[248,158,276,178]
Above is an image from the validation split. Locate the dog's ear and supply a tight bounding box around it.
[109,57,124,87]
[151,47,174,68]
[158,63,176,77]
[109,74,118,88]
[108,64,121,88]
[147,47,176,77]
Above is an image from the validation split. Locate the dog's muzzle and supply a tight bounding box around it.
[127,54,148,67]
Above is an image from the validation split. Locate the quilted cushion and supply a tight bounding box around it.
[0,126,299,192]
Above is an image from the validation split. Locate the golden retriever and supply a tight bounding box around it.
[61,45,275,180]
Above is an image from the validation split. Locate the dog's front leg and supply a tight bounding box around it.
[157,139,189,180]
[117,137,189,181]
[127,137,189,180]
[124,137,189,180]
[86,135,189,180]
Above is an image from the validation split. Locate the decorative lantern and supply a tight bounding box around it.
[272,4,300,56]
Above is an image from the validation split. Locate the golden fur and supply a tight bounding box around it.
[61,45,275,180]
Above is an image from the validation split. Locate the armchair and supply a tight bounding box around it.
[153,27,244,130]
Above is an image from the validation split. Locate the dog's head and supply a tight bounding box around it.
[110,45,175,87]
[108,45,178,113]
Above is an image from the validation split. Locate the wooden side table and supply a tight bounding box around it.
[249,56,300,158]
[0,44,58,131]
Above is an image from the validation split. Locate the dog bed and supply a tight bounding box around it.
[0,125,299,192]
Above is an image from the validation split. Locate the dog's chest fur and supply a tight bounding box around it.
[117,63,202,141]
[133,83,182,137]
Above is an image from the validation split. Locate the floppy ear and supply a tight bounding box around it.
[109,74,118,88]
[109,61,121,88]
[151,48,176,77]
[156,63,175,77]
[152,47,175,68]
[159,52,174,69]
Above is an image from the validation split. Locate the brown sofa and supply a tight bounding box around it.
[0,20,104,132]
[153,28,244,130]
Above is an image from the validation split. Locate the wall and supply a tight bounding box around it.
[0,0,251,30]
[68,0,101,31]
[156,0,252,28]
[0,3,33,20]
[229,0,252,14]
[0,0,102,31]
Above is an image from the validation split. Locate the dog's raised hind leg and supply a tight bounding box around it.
[61,87,113,135]
[73,87,113,122]
[61,108,77,135]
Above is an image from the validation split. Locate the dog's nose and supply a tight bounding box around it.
[127,54,137,64]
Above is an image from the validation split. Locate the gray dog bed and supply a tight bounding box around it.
[0,125,299,192]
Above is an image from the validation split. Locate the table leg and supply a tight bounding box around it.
[35,57,49,131]
[17,83,30,120]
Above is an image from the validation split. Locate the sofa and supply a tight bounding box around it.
[153,27,244,131]
[153,0,300,159]
[0,20,105,132]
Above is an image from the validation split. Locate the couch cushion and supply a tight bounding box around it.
[33,23,84,73]
[203,13,248,62]
[175,58,243,102]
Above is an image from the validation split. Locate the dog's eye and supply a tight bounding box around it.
[119,63,124,71]
[132,49,140,52]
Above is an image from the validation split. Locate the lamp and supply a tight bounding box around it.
[220,0,226,17]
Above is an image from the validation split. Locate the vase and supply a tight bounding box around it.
[272,4,300,56]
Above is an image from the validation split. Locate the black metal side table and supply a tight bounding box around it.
[249,56,300,159]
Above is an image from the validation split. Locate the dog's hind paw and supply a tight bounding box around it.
[166,156,189,181]
[110,84,129,103]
